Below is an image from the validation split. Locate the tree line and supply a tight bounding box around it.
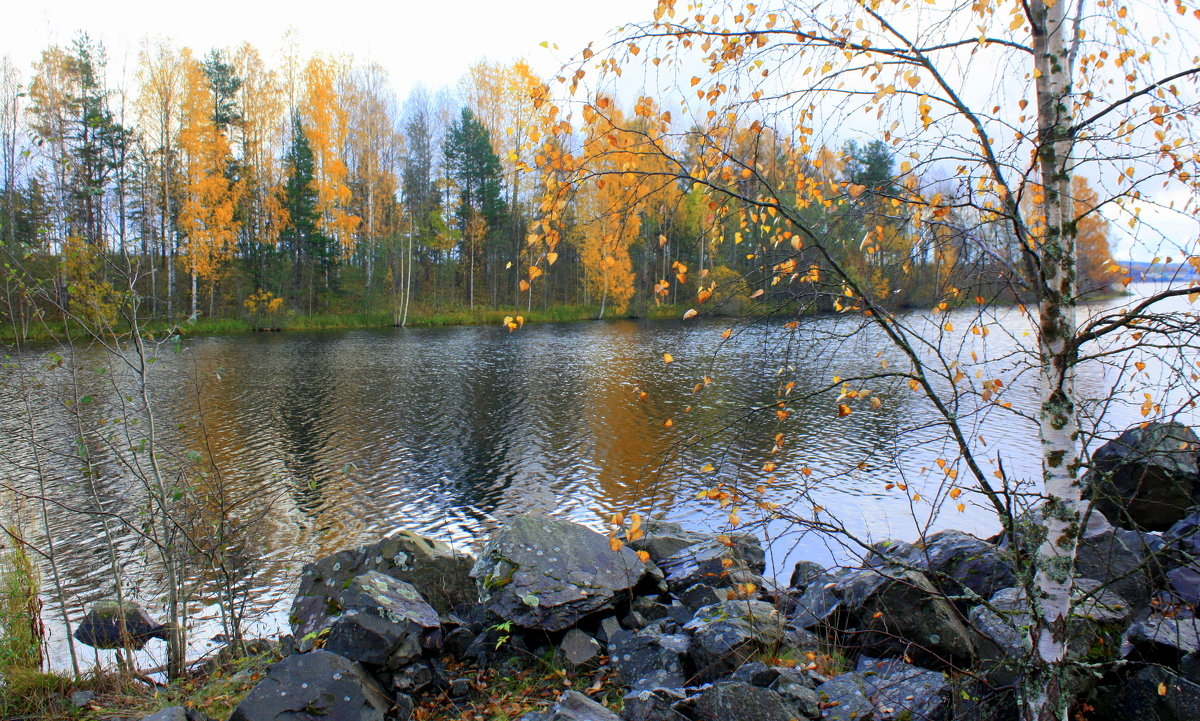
[0,33,1120,337]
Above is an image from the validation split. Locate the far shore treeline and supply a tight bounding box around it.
[0,34,1120,341]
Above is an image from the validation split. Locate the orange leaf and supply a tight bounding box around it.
[837,404,852,417]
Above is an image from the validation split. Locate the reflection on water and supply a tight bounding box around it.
[1,284,1195,669]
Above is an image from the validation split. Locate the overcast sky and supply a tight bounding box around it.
[4,0,650,96]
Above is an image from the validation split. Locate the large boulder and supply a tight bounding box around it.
[1127,617,1200,665]
[229,649,390,721]
[902,530,1016,610]
[857,657,951,721]
[657,536,765,591]
[293,530,476,618]
[471,516,651,632]
[1085,422,1200,531]
[685,599,785,681]
[627,521,711,564]
[620,689,689,721]
[1073,513,1155,609]
[691,682,799,721]
[969,580,1132,686]
[73,600,170,650]
[292,571,441,666]
[1093,665,1200,721]
[832,566,976,667]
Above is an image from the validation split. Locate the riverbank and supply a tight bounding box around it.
[0,303,695,346]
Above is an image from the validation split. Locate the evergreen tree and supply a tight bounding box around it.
[442,107,504,307]
[280,111,332,307]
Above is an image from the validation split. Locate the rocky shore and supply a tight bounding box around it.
[113,421,1200,721]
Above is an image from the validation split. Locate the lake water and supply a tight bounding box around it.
[2,284,1196,670]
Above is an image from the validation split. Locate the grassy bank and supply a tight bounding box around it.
[0,303,705,347]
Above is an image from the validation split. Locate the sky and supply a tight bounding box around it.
[5,0,653,97]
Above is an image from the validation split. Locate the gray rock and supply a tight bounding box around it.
[609,626,690,691]
[293,530,476,618]
[597,616,624,645]
[677,584,724,611]
[903,530,1015,609]
[525,690,620,721]
[73,601,170,650]
[393,693,415,720]
[685,599,785,681]
[769,668,820,718]
[658,537,766,591]
[560,629,602,668]
[1166,565,1200,604]
[628,521,711,563]
[620,689,689,721]
[818,673,876,721]
[392,662,434,694]
[788,571,843,629]
[789,561,825,592]
[858,658,950,721]
[296,571,441,665]
[140,708,188,721]
[1164,509,1200,563]
[449,677,472,697]
[229,649,390,721]
[632,596,671,622]
[730,661,781,687]
[1128,616,1200,663]
[1086,421,1200,531]
[832,566,975,667]
[70,690,96,708]
[692,682,798,721]
[1073,512,1154,608]
[1096,665,1200,721]
[444,626,476,658]
[969,580,1132,686]
[471,516,651,632]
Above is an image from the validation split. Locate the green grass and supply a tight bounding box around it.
[0,526,42,676]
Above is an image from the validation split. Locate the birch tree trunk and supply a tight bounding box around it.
[1026,0,1081,718]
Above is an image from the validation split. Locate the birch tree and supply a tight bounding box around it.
[531,1,1200,719]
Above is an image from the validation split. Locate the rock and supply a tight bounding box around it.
[609,626,690,691]
[686,599,784,681]
[70,690,96,708]
[904,530,1015,609]
[524,690,620,721]
[628,521,711,563]
[677,584,724,611]
[1127,617,1200,664]
[730,661,781,687]
[560,629,602,668]
[295,571,441,666]
[658,537,765,591]
[392,662,434,694]
[1095,665,1200,721]
[139,708,188,721]
[229,649,390,721]
[597,616,624,645]
[817,673,876,721]
[1166,565,1200,605]
[1073,513,1154,608]
[788,561,825,592]
[620,689,688,721]
[787,571,842,629]
[393,693,415,720]
[1164,509,1200,563]
[969,580,1132,686]
[632,596,671,622]
[73,601,170,650]
[769,668,821,718]
[1086,422,1200,531]
[858,657,951,721]
[692,682,798,721]
[444,626,476,658]
[832,566,975,667]
[471,516,650,632]
[293,530,476,618]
